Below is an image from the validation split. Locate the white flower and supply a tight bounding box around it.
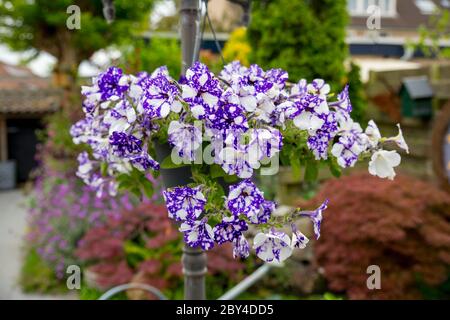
[293,112,325,135]
[368,150,401,180]
[365,120,381,148]
[387,124,409,154]
[253,230,293,264]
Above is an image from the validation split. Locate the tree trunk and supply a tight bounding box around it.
[51,30,82,114]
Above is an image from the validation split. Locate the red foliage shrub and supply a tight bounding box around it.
[309,173,450,299]
[76,202,245,296]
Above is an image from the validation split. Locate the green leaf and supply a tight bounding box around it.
[223,174,239,183]
[304,159,319,182]
[160,155,190,169]
[289,150,302,179]
[100,162,108,176]
[210,164,227,179]
[140,176,154,199]
[130,186,142,199]
[328,158,342,178]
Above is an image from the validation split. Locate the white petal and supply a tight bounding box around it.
[240,95,257,112]
[191,104,205,118]
[293,112,311,130]
[201,92,218,107]
[160,103,171,118]
[315,101,329,114]
[181,85,197,99]
[168,121,183,134]
[171,100,183,113]
[383,150,401,167]
[331,143,344,157]
[199,73,208,86]
[126,107,136,123]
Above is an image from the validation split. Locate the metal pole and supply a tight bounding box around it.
[180,0,206,300]
[217,264,273,300]
[180,0,201,74]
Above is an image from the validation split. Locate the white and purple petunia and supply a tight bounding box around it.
[298,199,328,240]
[136,66,182,119]
[290,224,309,249]
[163,186,206,221]
[226,179,265,218]
[217,142,259,179]
[307,79,330,98]
[71,61,410,264]
[253,229,293,263]
[233,234,250,259]
[219,61,247,83]
[96,66,129,101]
[75,152,120,198]
[249,200,276,225]
[168,120,203,161]
[212,215,248,244]
[205,91,249,133]
[181,62,223,119]
[331,119,368,168]
[248,127,283,161]
[102,100,136,135]
[179,218,215,250]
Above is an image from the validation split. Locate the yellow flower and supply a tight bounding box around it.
[223,27,251,66]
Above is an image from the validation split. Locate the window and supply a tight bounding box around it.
[348,0,358,11]
[348,0,397,17]
[414,0,438,14]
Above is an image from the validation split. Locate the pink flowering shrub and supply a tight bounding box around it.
[76,202,247,299]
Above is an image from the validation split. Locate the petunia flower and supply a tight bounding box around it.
[247,127,283,161]
[233,234,250,259]
[163,186,206,221]
[226,179,265,218]
[253,230,293,263]
[136,68,181,119]
[217,143,259,179]
[213,215,248,244]
[368,149,401,180]
[386,124,409,154]
[102,100,136,135]
[290,224,309,249]
[96,66,129,101]
[249,200,276,225]
[365,119,381,148]
[307,79,330,97]
[181,62,223,119]
[168,120,203,161]
[179,218,214,250]
[298,199,328,240]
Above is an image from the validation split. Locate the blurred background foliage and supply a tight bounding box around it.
[310,173,450,300]
[119,38,182,76]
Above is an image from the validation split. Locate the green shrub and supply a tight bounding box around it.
[248,0,348,88]
[20,249,66,294]
[120,38,181,76]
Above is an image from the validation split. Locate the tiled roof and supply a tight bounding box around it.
[0,89,62,114]
[0,62,61,114]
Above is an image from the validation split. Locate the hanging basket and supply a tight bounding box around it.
[153,142,192,188]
